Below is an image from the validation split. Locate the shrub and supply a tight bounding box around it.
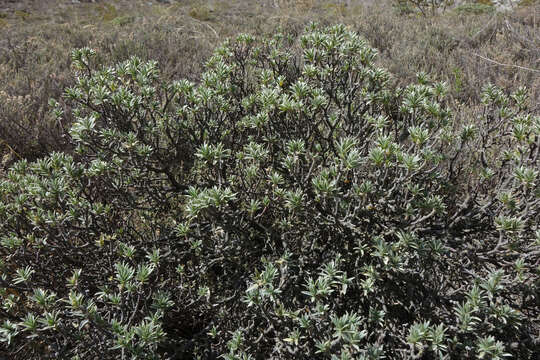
[189,4,214,21]
[454,3,496,14]
[0,24,539,359]
[393,0,454,15]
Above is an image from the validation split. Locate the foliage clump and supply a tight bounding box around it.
[454,2,496,14]
[393,0,454,15]
[0,24,539,359]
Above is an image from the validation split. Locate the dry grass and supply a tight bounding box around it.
[0,0,538,165]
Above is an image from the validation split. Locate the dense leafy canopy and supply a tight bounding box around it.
[0,24,539,359]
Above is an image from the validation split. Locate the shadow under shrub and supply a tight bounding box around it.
[0,24,538,359]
